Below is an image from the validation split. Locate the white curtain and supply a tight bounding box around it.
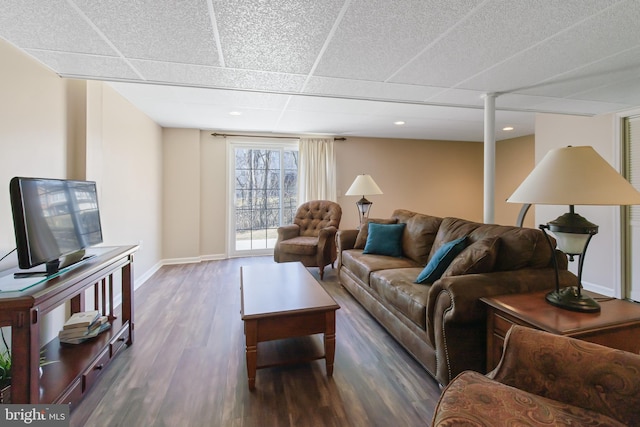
[298,137,337,203]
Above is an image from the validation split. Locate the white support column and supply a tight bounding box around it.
[483,93,497,224]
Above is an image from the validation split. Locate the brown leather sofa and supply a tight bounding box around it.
[432,325,640,426]
[274,200,342,279]
[336,209,577,386]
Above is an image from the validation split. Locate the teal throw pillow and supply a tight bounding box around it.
[416,236,468,284]
[363,223,406,258]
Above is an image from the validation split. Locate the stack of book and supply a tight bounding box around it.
[59,310,111,344]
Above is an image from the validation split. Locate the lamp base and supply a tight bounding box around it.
[545,287,600,313]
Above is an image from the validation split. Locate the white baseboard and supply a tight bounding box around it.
[582,281,615,298]
[135,261,162,290]
[161,253,226,265]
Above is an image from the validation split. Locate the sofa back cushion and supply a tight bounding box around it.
[392,209,443,265]
[442,236,501,277]
[430,217,555,271]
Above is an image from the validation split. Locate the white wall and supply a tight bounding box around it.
[535,113,620,296]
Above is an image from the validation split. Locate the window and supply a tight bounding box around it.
[228,140,298,255]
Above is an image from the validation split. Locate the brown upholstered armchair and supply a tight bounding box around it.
[431,325,640,426]
[274,200,342,279]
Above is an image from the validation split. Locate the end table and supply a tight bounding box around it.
[481,290,640,372]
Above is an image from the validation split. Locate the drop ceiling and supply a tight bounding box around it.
[2,0,640,141]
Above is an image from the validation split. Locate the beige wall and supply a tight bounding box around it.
[161,132,533,261]
[162,128,202,261]
[0,41,67,271]
[199,131,227,258]
[535,113,619,296]
[0,39,163,343]
[161,134,488,261]
[88,82,163,277]
[495,135,535,228]
[335,137,484,228]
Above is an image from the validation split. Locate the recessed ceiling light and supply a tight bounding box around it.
[394,121,405,126]
[502,126,514,131]
[229,111,242,116]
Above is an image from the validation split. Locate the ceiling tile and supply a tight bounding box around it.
[303,76,442,102]
[533,98,630,115]
[461,1,640,95]
[129,59,306,92]
[390,0,619,87]
[0,0,115,55]
[314,0,484,81]
[570,76,640,106]
[213,0,344,73]
[25,50,140,80]
[73,0,221,66]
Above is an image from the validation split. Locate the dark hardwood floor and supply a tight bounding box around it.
[70,257,442,426]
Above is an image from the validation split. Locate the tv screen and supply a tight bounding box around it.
[10,177,103,275]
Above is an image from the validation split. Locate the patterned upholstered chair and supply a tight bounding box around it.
[431,325,640,426]
[274,200,342,279]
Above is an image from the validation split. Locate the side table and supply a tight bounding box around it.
[481,290,640,372]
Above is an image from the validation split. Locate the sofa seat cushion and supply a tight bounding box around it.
[370,268,430,330]
[432,371,625,427]
[341,249,420,286]
[276,236,318,256]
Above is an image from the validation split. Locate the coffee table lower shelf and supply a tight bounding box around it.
[255,335,327,370]
[243,309,336,390]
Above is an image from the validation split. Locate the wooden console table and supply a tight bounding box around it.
[0,245,137,407]
[482,290,640,371]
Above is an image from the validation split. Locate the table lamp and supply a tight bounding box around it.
[345,174,383,227]
[508,146,640,312]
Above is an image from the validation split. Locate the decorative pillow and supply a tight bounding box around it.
[355,218,398,249]
[363,223,406,257]
[416,236,467,284]
[442,236,501,277]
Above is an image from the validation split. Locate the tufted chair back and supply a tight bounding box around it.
[274,200,342,279]
[294,200,342,237]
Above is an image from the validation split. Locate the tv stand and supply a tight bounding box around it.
[0,245,137,407]
[13,251,96,279]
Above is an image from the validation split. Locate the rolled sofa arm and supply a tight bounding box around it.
[427,268,577,327]
[336,229,358,250]
[336,229,358,269]
[488,325,640,425]
[426,268,578,385]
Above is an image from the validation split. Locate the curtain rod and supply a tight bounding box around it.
[211,132,345,141]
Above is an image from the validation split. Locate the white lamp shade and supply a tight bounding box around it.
[553,231,591,255]
[508,146,640,206]
[345,174,383,196]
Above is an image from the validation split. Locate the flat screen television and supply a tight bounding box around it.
[9,177,103,277]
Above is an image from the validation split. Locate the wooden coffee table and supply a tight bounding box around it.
[240,262,340,390]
